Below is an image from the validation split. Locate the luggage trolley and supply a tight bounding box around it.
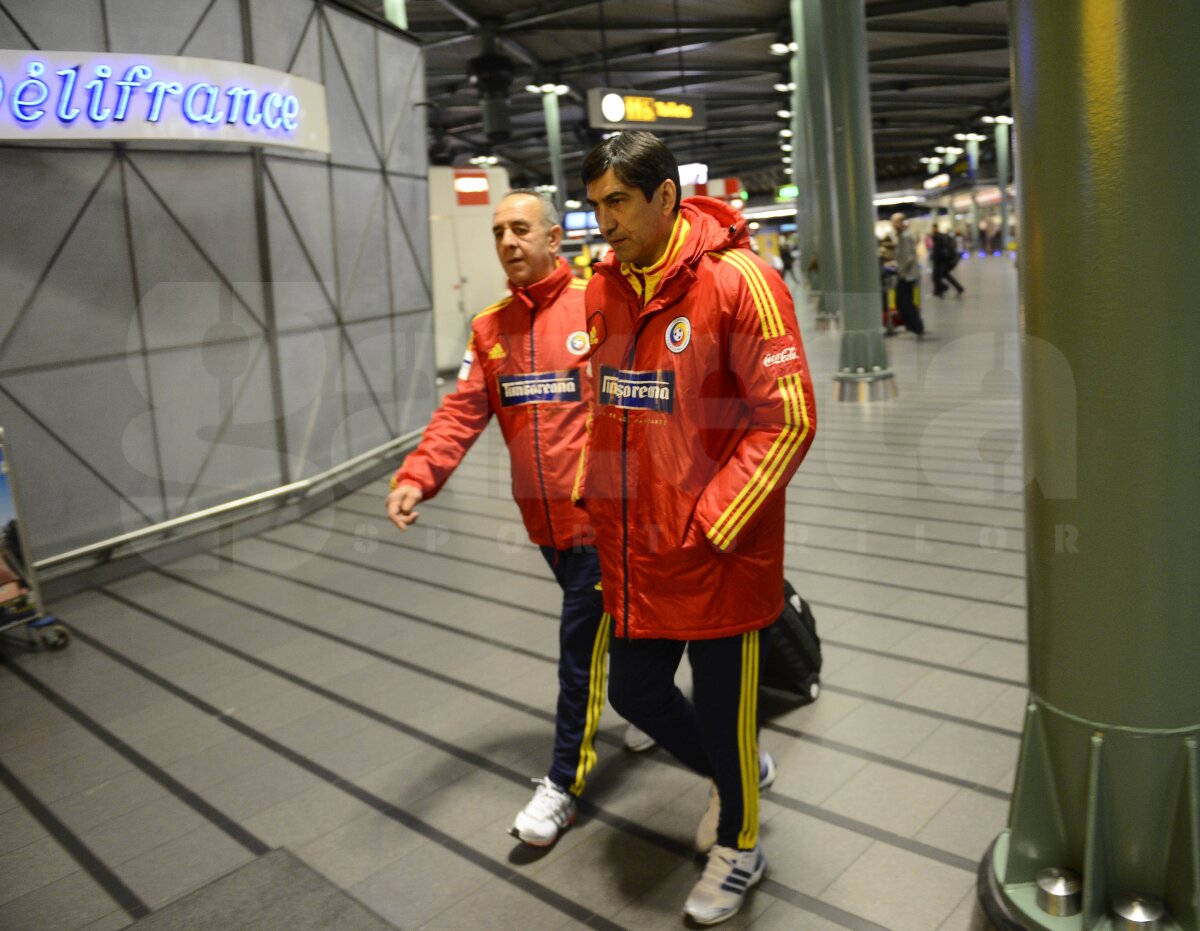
[0,428,68,651]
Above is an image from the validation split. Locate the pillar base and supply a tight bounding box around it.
[978,833,1056,931]
[833,371,897,403]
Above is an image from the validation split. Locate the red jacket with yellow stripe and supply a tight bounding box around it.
[393,259,594,550]
[578,198,816,639]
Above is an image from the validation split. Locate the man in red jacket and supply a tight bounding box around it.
[386,190,611,847]
[579,133,817,925]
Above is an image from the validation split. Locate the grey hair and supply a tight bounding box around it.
[503,188,561,229]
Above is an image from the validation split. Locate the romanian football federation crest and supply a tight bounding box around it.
[566,331,589,355]
[665,316,691,354]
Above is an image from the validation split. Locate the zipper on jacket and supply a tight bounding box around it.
[619,330,640,638]
[528,310,557,551]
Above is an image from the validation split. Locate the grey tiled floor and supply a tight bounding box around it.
[0,258,1023,930]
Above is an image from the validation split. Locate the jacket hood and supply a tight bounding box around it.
[594,196,750,277]
[680,195,751,255]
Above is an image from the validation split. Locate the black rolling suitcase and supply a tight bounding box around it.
[761,581,822,704]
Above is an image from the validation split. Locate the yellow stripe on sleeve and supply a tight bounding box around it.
[472,295,512,322]
[715,250,784,339]
[707,373,810,549]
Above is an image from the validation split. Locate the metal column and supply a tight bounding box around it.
[979,2,1200,929]
[542,90,567,214]
[821,0,893,401]
[996,119,1012,253]
[801,0,840,326]
[788,0,815,297]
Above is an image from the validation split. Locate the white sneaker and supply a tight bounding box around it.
[683,844,767,925]
[623,722,656,752]
[694,750,776,854]
[509,777,576,847]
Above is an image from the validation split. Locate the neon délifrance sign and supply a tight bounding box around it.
[0,50,330,153]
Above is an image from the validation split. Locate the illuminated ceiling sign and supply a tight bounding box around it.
[923,173,951,190]
[586,87,706,132]
[776,184,800,200]
[453,168,490,206]
[0,50,330,153]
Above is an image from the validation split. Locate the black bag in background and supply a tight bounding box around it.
[761,580,822,704]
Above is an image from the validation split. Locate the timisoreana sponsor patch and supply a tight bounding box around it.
[598,365,676,413]
[497,370,581,407]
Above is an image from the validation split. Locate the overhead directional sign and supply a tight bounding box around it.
[586,87,706,132]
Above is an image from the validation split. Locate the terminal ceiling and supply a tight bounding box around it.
[357,0,1011,197]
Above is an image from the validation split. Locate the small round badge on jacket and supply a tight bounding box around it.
[566,331,589,355]
[665,316,691,353]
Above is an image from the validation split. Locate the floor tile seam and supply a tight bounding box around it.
[274,516,1026,612]
[818,685,1021,739]
[298,517,555,583]
[318,511,1027,582]
[402,496,1027,547]
[360,487,1028,533]
[255,533,562,620]
[824,639,1024,688]
[95,584,998,880]
[756,878,893,931]
[452,448,1026,483]
[154,563,1019,771]
[445,471,1028,513]
[1,661,273,858]
[174,551,1027,701]
[162,556,1022,743]
[767,725,1011,803]
[779,794,980,875]
[805,600,1025,642]
[0,682,182,923]
[783,478,1024,512]
[63,628,627,931]
[339,497,1022,556]
[62,623,863,931]
[786,567,1024,610]
[156,561,561,669]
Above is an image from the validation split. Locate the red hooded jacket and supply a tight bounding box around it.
[578,198,817,639]
[393,259,594,549]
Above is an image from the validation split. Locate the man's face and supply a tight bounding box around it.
[492,194,561,287]
[890,213,906,232]
[586,168,676,267]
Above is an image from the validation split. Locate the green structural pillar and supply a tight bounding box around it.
[801,0,840,327]
[995,118,1013,252]
[979,3,1200,930]
[788,0,815,294]
[541,89,568,214]
[820,0,894,401]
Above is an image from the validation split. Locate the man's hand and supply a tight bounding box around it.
[386,484,423,532]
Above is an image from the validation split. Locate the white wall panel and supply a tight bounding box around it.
[0,151,114,344]
[332,168,390,322]
[0,0,432,560]
[0,166,136,369]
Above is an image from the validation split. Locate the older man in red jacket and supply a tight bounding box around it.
[579,133,817,925]
[387,190,621,847]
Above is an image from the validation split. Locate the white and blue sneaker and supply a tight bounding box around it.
[694,750,776,854]
[509,777,575,847]
[683,844,767,925]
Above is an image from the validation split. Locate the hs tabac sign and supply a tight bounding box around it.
[0,50,330,153]
[587,87,706,132]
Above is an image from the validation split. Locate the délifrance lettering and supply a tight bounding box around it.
[2,59,301,132]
